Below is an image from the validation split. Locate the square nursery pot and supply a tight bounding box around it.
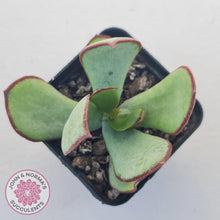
[44,27,203,205]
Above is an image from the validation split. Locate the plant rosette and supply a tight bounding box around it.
[4,28,203,205]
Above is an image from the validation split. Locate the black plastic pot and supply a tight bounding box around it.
[44,27,203,205]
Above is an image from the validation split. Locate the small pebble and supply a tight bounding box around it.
[87,175,95,181]
[129,76,148,96]
[68,80,76,88]
[95,171,104,183]
[183,125,188,131]
[138,76,148,90]
[78,142,92,154]
[107,189,120,200]
[129,72,136,81]
[85,165,91,173]
[93,140,107,156]
[145,129,150,134]
[76,86,86,95]
[100,169,107,181]
[106,155,110,163]
[145,129,153,135]
[133,63,147,69]
[76,77,83,85]
[72,156,90,170]
[91,161,100,170]
[164,134,170,139]
[128,65,135,73]
[84,83,92,92]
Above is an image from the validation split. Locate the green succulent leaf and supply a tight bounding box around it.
[108,108,146,131]
[87,34,111,45]
[102,119,172,182]
[62,95,92,155]
[4,76,77,141]
[4,77,102,141]
[120,66,196,134]
[87,102,102,131]
[80,37,141,96]
[90,87,119,114]
[109,159,138,193]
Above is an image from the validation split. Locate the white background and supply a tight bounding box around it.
[0,0,219,219]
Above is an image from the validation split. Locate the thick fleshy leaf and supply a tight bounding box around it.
[87,34,111,45]
[4,76,102,141]
[62,95,92,155]
[4,76,77,141]
[120,66,196,135]
[102,120,172,182]
[108,108,146,131]
[109,159,138,193]
[90,87,119,114]
[87,102,102,131]
[80,37,141,96]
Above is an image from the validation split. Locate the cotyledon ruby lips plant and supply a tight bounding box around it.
[4,35,196,193]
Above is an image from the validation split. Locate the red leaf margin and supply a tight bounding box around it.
[86,34,111,46]
[128,109,146,129]
[109,179,139,194]
[79,37,142,67]
[63,95,92,156]
[3,76,59,142]
[90,87,118,99]
[114,139,172,183]
[171,66,196,135]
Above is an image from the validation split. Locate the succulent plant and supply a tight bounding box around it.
[4,35,196,193]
